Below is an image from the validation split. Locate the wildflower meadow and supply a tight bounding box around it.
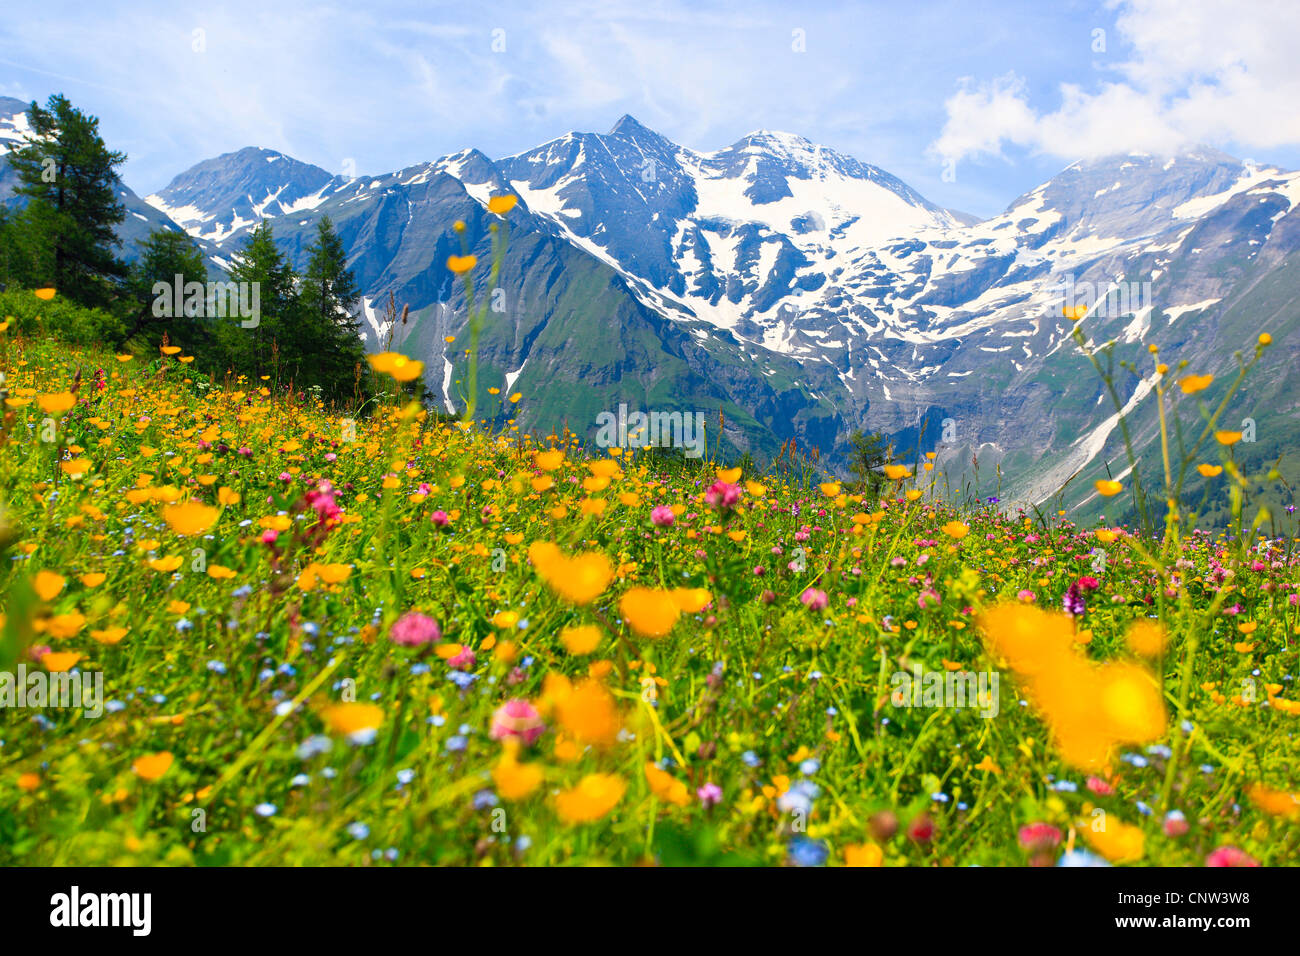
[1,239,1296,869]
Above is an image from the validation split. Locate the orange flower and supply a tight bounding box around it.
[487,194,518,215]
[1177,374,1213,395]
[493,742,544,800]
[447,254,478,274]
[1094,479,1122,497]
[1125,620,1166,657]
[560,624,602,655]
[91,626,129,645]
[132,751,175,781]
[554,678,621,747]
[44,611,86,639]
[37,392,76,415]
[555,773,625,823]
[320,702,384,740]
[528,542,612,605]
[844,842,884,867]
[670,587,712,614]
[368,352,424,383]
[620,587,680,638]
[534,449,565,471]
[33,570,66,602]
[34,288,56,300]
[163,500,218,536]
[644,762,690,807]
[1085,818,1145,863]
[1247,784,1300,819]
[41,651,82,672]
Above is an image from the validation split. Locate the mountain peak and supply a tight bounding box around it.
[734,129,815,152]
[609,114,652,137]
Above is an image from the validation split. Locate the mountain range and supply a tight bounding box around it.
[4,95,1298,519]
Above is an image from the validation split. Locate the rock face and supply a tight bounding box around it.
[6,96,1299,514]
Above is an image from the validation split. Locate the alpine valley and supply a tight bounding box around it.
[5,96,1299,520]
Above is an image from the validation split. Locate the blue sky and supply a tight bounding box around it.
[3,0,1298,218]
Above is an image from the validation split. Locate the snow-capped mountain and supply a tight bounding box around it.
[494,115,972,336]
[6,97,1300,514]
[144,147,344,243]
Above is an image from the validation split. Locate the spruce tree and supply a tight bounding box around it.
[126,228,209,349]
[5,94,127,307]
[224,221,295,381]
[300,216,365,399]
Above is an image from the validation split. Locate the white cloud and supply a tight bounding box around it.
[930,0,1300,163]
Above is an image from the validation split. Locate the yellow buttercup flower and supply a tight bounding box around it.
[644,762,690,807]
[529,542,612,605]
[487,194,518,215]
[447,254,478,274]
[1215,431,1242,446]
[37,392,76,415]
[553,678,621,747]
[33,570,66,602]
[91,626,129,645]
[493,742,543,800]
[368,352,424,383]
[620,587,681,638]
[1126,620,1166,657]
[1094,479,1122,497]
[670,587,712,614]
[34,288,56,301]
[132,751,175,781]
[44,611,86,639]
[320,703,384,739]
[1086,818,1145,863]
[555,772,626,823]
[1197,464,1222,477]
[560,624,602,655]
[844,842,884,867]
[534,449,565,471]
[163,500,218,536]
[41,651,82,672]
[1177,374,1213,395]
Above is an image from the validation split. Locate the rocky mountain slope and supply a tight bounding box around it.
[6,95,1298,515]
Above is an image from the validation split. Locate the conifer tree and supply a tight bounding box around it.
[5,94,127,307]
